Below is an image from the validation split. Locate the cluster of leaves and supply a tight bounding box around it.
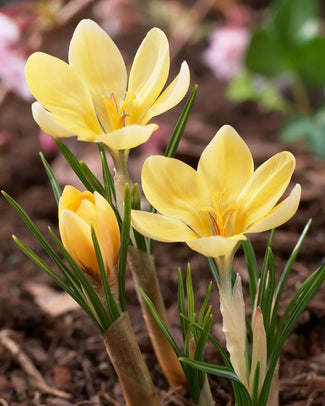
[3,77,325,405]
[145,221,325,406]
[227,0,325,158]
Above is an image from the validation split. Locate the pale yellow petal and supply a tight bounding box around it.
[95,192,120,273]
[186,234,245,258]
[76,198,97,227]
[59,185,82,219]
[246,184,301,233]
[141,61,190,124]
[131,210,198,242]
[26,52,103,140]
[198,125,254,205]
[32,102,75,138]
[127,28,169,123]
[69,19,127,132]
[59,210,99,280]
[141,155,211,235]
[97,123,158,150]
[238,151,296,228]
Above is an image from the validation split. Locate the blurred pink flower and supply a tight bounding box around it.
[39,130,58,156]
[92,0,136,37]
[0,12,32,101]
[203,25,249,81]
[0,12,20,45]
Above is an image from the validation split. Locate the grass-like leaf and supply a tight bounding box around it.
[164,85,198,158]
[178,269,188,342]
[54,138,94,191]
[130,183,147,251]
[13,236,104,333]
[256,230,275,310]
[39,152,62,204]
[250,361,260,406]
[259,262,325,406]
[98,144,116,204]
[80,161,106,195]
[179,358,242,383]
[48,228,112,331]
[118,184,131,312]
[207,256,219,287]
[242,236,259,303]
[91,227,120,322]
[268,219,312,345]
[141,289,181,357]
[261,249,275,334]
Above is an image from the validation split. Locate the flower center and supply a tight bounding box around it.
[202,191,238,237]
[103,92,136,130]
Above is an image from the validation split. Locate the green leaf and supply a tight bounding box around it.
[259,262,325,406]
[281,115,314,143]
[54,138,94,191]
[261,249,275,334]
[2,190,109,333]
[271,0,320,46]
[80,161,106,195]
[281,115,325,158]
[250,361,260,406]
[164,85,197,158]
[178,269,188,342]
[198,283,212,326]
[257,230,275,308]
[296,37,325,87]
[119,184,131,312]
[186,265,195,323]
[226,72,256,104]
[268,219,311,346]
[141,289,182,357]
[91,227,120,322]
[130,183,147,251]
[245,29,291,77]
[242,236,259,303]
[179,358,242,384]
[98,144,116,205]
[13,236,104,334]
[49,228,112,331]
[39,153,62,204]
[206,257,219,287]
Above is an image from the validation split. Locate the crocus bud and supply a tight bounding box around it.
[58,186,120,288]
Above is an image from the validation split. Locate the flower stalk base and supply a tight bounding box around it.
[103,312,161,406]
[128,246,186,389]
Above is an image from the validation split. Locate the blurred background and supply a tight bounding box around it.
[1,1,325,405]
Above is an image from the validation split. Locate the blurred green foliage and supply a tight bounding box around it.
[227,0,325,158]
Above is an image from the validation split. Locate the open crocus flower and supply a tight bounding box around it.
[25,19,190,151]
[59,186,120,289]
[131,125,301,258]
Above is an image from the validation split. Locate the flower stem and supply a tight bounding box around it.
[111,150,186,389]
[128,246,187,388]
[103,312,161,406]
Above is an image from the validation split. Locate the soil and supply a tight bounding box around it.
[1,2,325,405]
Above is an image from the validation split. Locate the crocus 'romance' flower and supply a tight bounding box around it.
[59,186,120,286]
[131,125,301,258]
[25,19,190,151]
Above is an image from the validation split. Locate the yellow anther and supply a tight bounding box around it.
[202,192,238,237]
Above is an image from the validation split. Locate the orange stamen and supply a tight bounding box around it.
[103,92,136,130]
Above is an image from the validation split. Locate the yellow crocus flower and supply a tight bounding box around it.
[25,19,190,151]
[59,186,120,289]
[131,125,301,258]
